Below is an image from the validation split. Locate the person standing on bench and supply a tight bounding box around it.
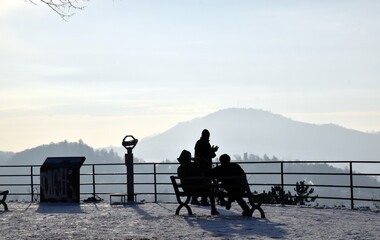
[177,150,219,215]
[208,154,251,216]
[194,129,219,205]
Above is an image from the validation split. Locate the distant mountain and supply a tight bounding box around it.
[2,108,379,165]
[0,151,15,161]
[134,108,380,162]
[0,130,378,206]
[0,140,122,165]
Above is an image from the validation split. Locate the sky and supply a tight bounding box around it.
[1,0,380,152]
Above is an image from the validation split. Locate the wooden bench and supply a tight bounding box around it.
[170,176,265,218]
[0,190,9,211]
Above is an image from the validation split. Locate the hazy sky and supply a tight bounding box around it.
[1,0,380,152]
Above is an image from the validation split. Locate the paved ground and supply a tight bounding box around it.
[1,202,379,239]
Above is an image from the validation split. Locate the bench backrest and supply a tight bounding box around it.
[170,176,210,194]
[170,175,252,195]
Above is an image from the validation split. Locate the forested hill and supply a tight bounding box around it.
[2,108,380,165]
[0,140,122,165]
[134,108,380,162]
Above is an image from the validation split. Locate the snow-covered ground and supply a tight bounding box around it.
[1,202,379,239]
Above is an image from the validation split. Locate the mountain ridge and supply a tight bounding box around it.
[1,108,379,164]
[0,140,122,165]
[134,108,380,162]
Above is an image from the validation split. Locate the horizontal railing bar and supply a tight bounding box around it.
[250,183,380,189]
[352,173,380,176]
[246,172,351,175]
[0,184,38,187]
[283,172,380,176]
[80,182,171,185]
[2,160,380,169]
[250,183,351,188]
[80,182,126,185]
[6,193,40,196]
[0,165,41,168]
[245,172,284,175]
[81,173,126,176]
[83,163,124,166]
[351,198,380,202]
[0,175,35,177]
[79,172,177,176]
[249,183,285,186]
[248,172,380,176]
[135,172,175,175]
[279,172,351,175]
[348,185,380,189]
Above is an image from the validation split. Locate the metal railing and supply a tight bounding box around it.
[0,160,379,209]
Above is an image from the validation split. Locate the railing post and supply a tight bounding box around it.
[349,162,354,209]
[281,162,284,204]
[92,164,96,198]
[30,166,34,202]
[154,163,157,202]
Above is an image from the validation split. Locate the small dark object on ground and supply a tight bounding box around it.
[83,195,103,203]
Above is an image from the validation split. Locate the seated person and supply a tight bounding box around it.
[207,154,250,216]
[177,150,219,215]
[177,150,203,192]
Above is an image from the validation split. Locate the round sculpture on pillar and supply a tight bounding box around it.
[122,135,138,202]
[122,135,138,151]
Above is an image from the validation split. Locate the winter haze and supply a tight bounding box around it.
[1,1,380,152]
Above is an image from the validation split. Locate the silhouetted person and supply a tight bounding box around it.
[194,129,219,170]
[177,150,203,193]
[194,129,218,205]
[176,150,219,215]
[208,154,250,216]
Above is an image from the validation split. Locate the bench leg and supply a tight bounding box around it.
[1,201,8,211]
[1,191,9,211]
[257,207,265,218]
[209,196,219,215]
[175,196,192,215]
[248,206,265,218]
[247,194,265,218]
